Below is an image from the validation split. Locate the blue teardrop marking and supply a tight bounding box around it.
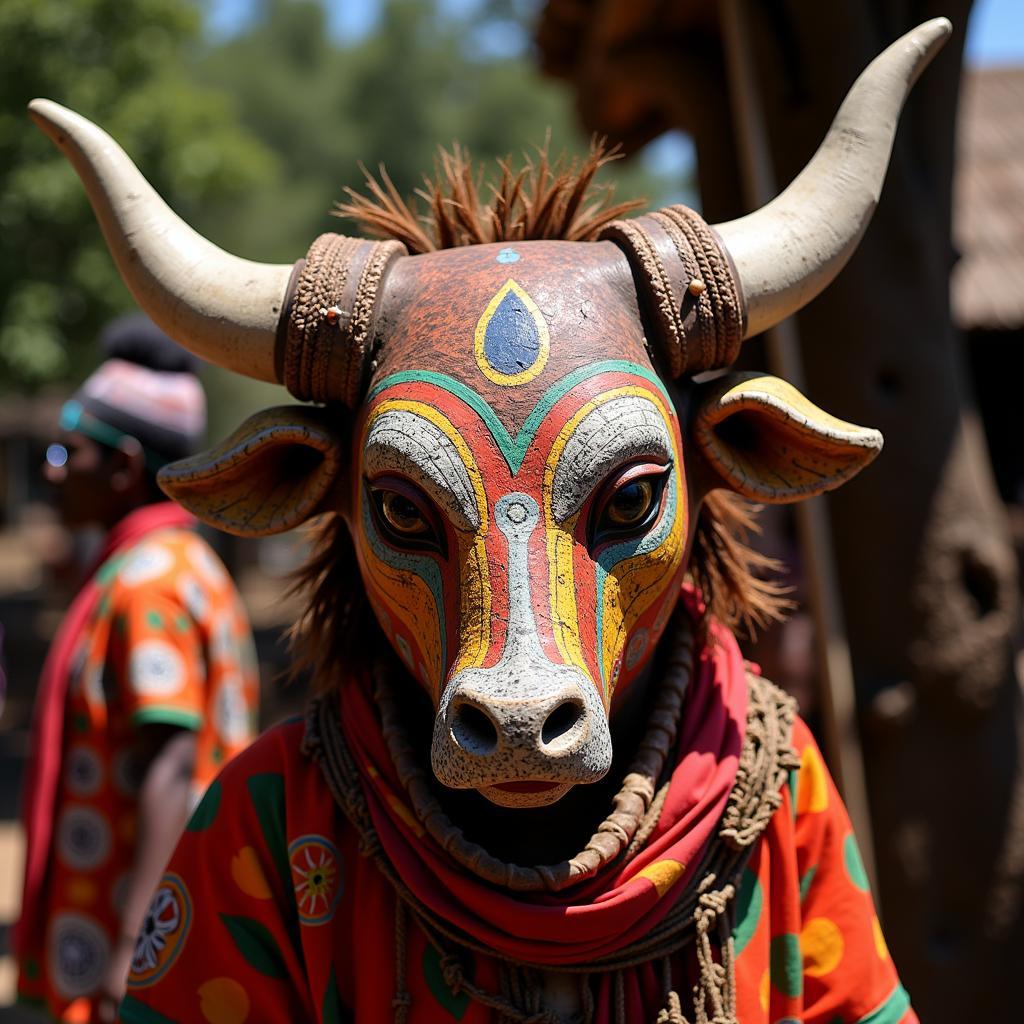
[483,289,541,376]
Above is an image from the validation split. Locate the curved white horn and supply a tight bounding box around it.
[28,99,292,383]
[714,18,951,339]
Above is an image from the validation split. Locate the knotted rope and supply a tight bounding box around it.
[302,614,797,1023]
[281,232,405,405]
[601,205,744,379]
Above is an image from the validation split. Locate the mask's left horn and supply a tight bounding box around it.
[28,99,291,384]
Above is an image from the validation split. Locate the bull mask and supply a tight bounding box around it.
[31,20,949,807]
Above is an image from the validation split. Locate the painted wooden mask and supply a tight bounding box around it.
[30,20,949,806]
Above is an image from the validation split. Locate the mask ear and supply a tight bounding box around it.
[693,372,882,502]
[158,406,347,536]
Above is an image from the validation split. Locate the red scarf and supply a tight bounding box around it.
[341,592,748,968]
[15,502,195,953]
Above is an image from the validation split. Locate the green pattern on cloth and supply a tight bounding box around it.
[247,773,291,895]
[422,944,471,1020]
[732,867,763,956]
[844,833,870,892]
[120,994,180,1024]
[322,964,344,1024]
[219,913,288,979]
[186,779,221,832]
[857,983,911,1024]
[799,865,818,903]
[770,933,803,998]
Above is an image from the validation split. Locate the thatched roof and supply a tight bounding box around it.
[952,67,1024,332]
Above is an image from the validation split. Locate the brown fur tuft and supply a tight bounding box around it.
[689,491,793,638]
[334,136,645,253]
[290,492,790,693]
[287,514,376,695]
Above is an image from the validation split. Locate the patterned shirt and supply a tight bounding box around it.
[118,714,915,1024]
[18,528,259,1021]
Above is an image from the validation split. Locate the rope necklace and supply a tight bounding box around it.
[302,611,798,1023]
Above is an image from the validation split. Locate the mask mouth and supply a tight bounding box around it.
[431,659,613,809]
[480,781,573,809]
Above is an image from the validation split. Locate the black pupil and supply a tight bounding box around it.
[610,481,650,523]
[387,493,422,530]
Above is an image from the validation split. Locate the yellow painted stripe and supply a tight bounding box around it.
[543,385,678,680]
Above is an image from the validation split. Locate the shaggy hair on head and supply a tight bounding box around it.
[290,144,790,691]
[335,137,645,252]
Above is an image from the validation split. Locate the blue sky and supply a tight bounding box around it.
[965,0,1024,64]
[203,0,1023,196]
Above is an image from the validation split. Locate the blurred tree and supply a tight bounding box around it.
[196,0,666,263]
[1,0,676,402]
[0,0,278,391]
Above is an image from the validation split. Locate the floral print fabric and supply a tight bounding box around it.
[17,528,259,1022]
[119,713,915,1024]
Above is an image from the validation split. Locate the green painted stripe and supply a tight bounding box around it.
[799,865,818,903]
[369,369,516,464]
[368,361,671,474]
[131,707,203,730]
[856,983,912,1024]
[513,360,671,472]
[120,995,181,1024]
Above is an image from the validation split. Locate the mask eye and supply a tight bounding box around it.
[380,491,429,535]
[368,478,446,556]
[591,463,670,545]
[604,479,654,528]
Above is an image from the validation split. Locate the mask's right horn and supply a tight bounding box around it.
[602,18,951,376]
[715,17,951,339]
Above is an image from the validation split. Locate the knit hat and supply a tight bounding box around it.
[63,314,206,469]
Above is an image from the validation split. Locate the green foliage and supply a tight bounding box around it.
[2,0,679,399]
[194,0,668,261]
[0,0,277,391]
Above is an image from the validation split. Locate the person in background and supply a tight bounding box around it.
[14,314,260,1023]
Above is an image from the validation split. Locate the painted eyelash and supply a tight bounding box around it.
[366,478,448,558]
[588,463,672,547]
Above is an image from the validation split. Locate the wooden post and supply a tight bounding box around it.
[718,0,878,894]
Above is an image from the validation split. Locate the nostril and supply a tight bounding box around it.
[541,699,585,749]
[451,701,499,756]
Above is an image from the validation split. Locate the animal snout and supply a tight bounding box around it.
[448,686,587,759]
[431,661,613,808]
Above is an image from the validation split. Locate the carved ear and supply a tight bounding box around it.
[693,372,882,502]
[158,406,347,536]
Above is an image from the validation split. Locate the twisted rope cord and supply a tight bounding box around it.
[284,233,404,404]
[301,634,796,1023]
[601,205,743,377]
[657,207,743,375]
[375,612,694,893]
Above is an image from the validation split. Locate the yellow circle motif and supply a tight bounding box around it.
[801,916,844,977]
[230,846,272,900]
[199,977,250,1024]
[872,915,889,960]
[796,745,829,815]
[758,968,770,1012]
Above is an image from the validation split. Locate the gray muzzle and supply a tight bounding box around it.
[430,492,613,808]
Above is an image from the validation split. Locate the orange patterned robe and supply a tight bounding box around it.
[119,713,915,1023]
[18,526,259,1021]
